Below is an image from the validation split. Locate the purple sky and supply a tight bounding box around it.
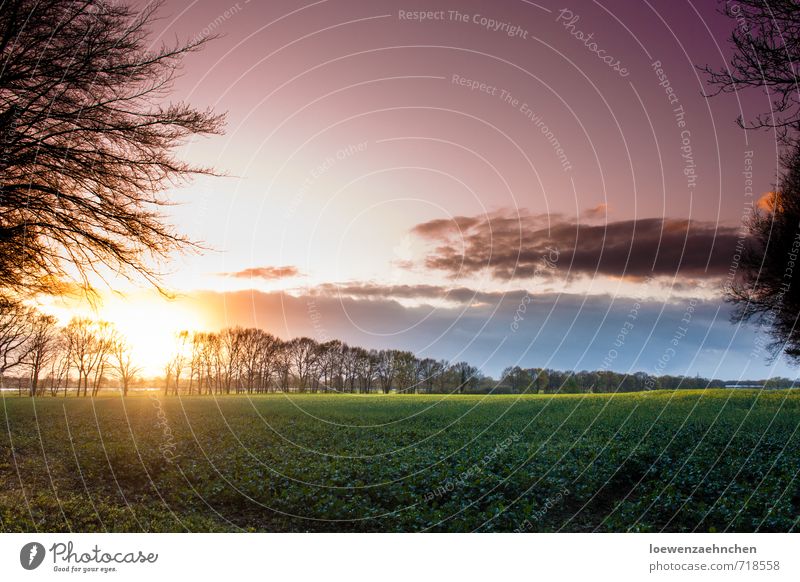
[97,0,794,380]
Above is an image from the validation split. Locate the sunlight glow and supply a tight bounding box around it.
[36,292,210,377]
[100,296,206,376]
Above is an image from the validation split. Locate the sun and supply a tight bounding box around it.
[36,291,209,378]
[97,295,207,376]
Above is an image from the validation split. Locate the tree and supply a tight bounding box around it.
[393,351,418,393]
[111,337,141,397]
[341,345,359,393]
[256,332,281,393]
[0,0,224,295]
[0,295,32,384]
[63,318,100,397]
[220,328,244,394]
[288,337,318,392]
[25,313,57,396]
[531,368,548,394]
[89,322,117,396]
[61,318,117,396]
[376,350,398,394]
[701,1,800,142]
[562,373,580,394]
[502,366,531,393]
[727,144,800,360]
[417,358,438,393]
[165,330,190,395]
[189,331,222,395]
[317,340,344,393]
[275,341,293,392]
[47,339,72,397]
[452,361,478,394]
[238,328,264,394]
[704,0,800,363]
[434,360,451,393]
[354,348,377,393]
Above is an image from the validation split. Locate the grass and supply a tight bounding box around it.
[1,389,799,532]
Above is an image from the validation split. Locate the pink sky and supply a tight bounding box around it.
[81,0,791,380]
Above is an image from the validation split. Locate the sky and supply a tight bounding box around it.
[48,0,796,380]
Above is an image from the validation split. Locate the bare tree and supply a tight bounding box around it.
[111,337,141,397]
[376,350,397,394]
[0,0,224,295]
[434,360,451,394]
[63,318,111,397]
[288,337,318,393]
[703,2,800,361]
[341,345,359,393]
[256,332,281,393]
[188,332,209,395]
[275,341,293,392]
[394,351,418,393]
[90,322,117,396]
[25,313,57,396]
[417,358,438,393]
[47,339,72,397]
[318,340,343,393]
[354,348,378,393]
[188,331,219,395]
[208,332,225,394]
[236,328,279,394]
[63,318,93,397]
[0,295,31,385]
[222,328,246,394]
[701,0,800,142]
[165,330,190,395]
[452,361,478,394]
[727,144,800,360]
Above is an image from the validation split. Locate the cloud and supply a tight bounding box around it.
[582,203,608,219]
[411,211,743,281]
[219,265,301,280]
[312,282,525,305]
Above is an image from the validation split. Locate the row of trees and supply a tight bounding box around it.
[6,310,795,397]
[499,366,794,393]
[0,298,489,396]
[163,328,483,395]
[0,298,139,396]
[2,298,793,397]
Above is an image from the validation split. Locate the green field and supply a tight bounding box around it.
[1,390,798,532]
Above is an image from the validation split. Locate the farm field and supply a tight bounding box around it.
[1,390,798,532]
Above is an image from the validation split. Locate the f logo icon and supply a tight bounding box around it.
[20,542,46,570]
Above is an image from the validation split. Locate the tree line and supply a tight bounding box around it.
[0,299,140,396]
[0,300,793,396]
[0,300,486,396]
[499,366,794,393]
[160,329,483,396]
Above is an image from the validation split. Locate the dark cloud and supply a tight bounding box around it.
[411,212,744,281]
[219,265,301,280]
